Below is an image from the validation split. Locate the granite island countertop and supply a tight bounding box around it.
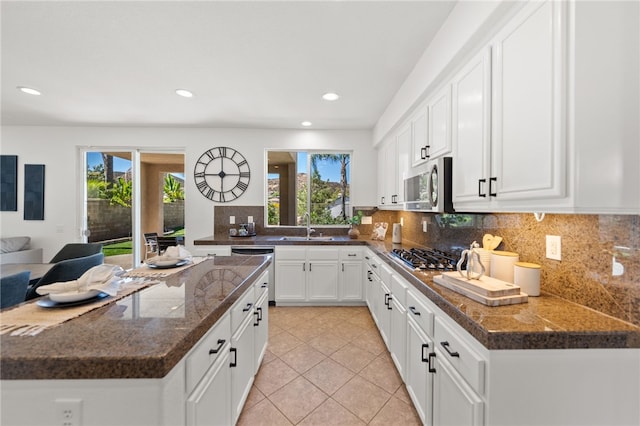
[0,256,271,380]
[194,234,367,246]
[193,234,640,349]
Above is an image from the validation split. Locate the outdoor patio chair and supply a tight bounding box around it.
[1,271,31,309]
[27,252,104,300]
[144,233,159,259]
[49,243,103,263]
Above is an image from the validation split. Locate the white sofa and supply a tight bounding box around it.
[0,236,43,265]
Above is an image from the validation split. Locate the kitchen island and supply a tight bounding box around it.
[0,255,271,425]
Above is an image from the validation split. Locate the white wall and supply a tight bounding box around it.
[0,126,374,259]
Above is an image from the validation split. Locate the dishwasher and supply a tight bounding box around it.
[230,246,275,304]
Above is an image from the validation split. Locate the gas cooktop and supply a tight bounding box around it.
[389,247,459,271]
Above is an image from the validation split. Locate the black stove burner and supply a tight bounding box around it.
[390,247,459,271]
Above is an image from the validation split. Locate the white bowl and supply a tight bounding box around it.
[49,289,102,303]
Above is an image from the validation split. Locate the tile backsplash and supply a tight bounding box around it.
[214,206,639,327]
[391,211,640,328]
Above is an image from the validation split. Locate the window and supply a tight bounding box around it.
[267,150,352,226]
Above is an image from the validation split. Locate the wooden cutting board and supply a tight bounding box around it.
[440,271,521,297]
[434,275,528,306]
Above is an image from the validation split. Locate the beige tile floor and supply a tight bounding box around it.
[238,306,421,425]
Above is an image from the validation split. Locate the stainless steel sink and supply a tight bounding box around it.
[279,236,334,241]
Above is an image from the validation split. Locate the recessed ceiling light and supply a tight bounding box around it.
[322,92,340,101]
[301,121,312,127]
[175,89,194,98]
[17,86,41,96]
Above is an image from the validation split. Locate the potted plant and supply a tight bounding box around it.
[347,210,363,239]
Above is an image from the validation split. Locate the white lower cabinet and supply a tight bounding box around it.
[253,275,269,374]
[186,347,231,426]
[389,275,408,380]
[275,246,363,305]
[406,314,434,425]
[230,308,255,424]
[432,353,484,426]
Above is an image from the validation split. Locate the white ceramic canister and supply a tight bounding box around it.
[490,250,519,283]
[514,262,541,296]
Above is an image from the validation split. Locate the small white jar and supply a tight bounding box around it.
[490,250,519,283]
[514,262,541,296]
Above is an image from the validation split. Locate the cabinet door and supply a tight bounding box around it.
[230,314,255,424]
[340,261,363,301]
[308,261,339,301]
[406,317,434,426]
[186,348,231,426]
[377,146,386,206]
[383,139,399,206]
[428,86,452,160]
[396,123,411,204]
[491,0,566,201]
[389,296,407,380]
[452,48,492,206]
[433,352,484,426]
[275,261,306,302]
[376,280,392,347]
[253,290,269,374]
[411,106,429,167]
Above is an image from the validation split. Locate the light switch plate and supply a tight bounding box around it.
[248,216,253,223]
[230,216,235,225]
[546,235,561,260]
[361,216,372,225]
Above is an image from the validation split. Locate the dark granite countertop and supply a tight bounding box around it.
[193,234,640,349]
[194,234,367,246]
[365,240,640,350]
[0,256,271,380]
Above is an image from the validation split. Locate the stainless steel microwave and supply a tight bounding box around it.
[404,157,454,212]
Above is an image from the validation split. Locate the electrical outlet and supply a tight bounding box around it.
[361,216,372,225]
[400,217,404,226]
[56,399,82,426]
[229,216,235,225]
[248,216,253,223]
[546,235,561,261]
[422,220,428,233]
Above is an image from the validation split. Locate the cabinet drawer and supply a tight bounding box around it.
[308,247,339,260]
[390,275,408,306]
[185,314,231,394]
[434,317,485,395]
[406,289,435,337]
[231,286,255,332]
[340,247,363,260]
[275,246,306,260]
[380,262,393,284]
[254,270,269,299]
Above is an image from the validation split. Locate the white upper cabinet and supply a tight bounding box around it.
[411,87,452,168]
[428,86,453,161]
[410,106,429,167]
[451,48,492,206]
[452,0,639,213]
[377,136,402,208]
[490,0,566,203]
[396,122,411,204]
[453,0,566,212]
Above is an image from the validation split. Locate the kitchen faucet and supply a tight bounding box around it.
[303,212,315,240]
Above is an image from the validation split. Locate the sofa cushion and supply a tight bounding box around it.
[1,236,31,254]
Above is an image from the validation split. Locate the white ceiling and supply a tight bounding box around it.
[1,1,456,130]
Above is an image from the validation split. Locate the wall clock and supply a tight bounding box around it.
[194,147,250,202]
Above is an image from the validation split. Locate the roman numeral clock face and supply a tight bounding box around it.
[194,147,250,202]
